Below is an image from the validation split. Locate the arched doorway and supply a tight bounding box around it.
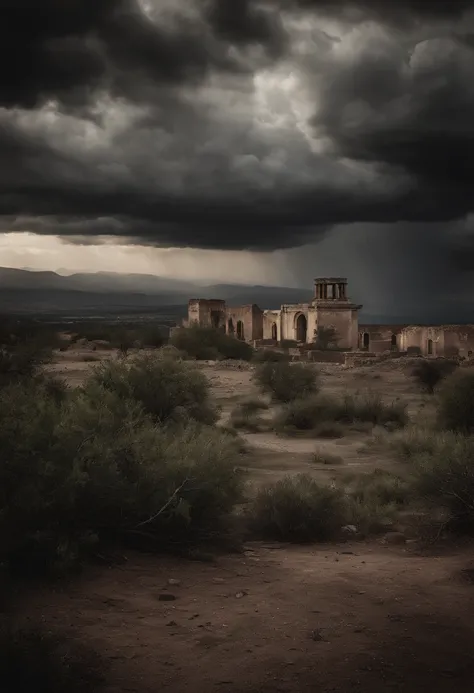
[271,322,277,340]
[295,314,307,343]
[427,339,433,355]
[391,334,397,349]
[363,332,370,349]
[228,318,234,335]
[211,311,220,329]
[237,321,244,340]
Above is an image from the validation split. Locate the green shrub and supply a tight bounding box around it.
[346,469,410,507]
[337,393,407,427]
[344,496,398,537]
[88,353,217,425]
[248,474,346,542]
[312,326,339,351]
[252,349,289,363]
[0,345,51,386]
[389,428,458,462]
[0,379,244,575]
[156,345,189,361]
[229,398,269,432]
[275,392,407,434]
[437,370,474,433]
[412,359,458,394]
[274,395,335,432]
[412,434,474,534]
[138,326,167,349]
[254,362,319,403]
[170,325,254,361]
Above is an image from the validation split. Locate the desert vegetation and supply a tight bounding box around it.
[170,324,254,361]
[2,318,474,691]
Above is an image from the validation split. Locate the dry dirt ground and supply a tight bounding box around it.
[29,348,474,692]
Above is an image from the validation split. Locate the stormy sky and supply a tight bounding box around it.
[1,0,474,318]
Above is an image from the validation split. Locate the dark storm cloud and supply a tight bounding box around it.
[1,0,474,256]
[0,0,266,111]
[292,0,474,24]
[205,0,288,57]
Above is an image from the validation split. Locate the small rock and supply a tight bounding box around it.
[310,629,324,642]
[168,578,181,586]
[166,620,178,627]
[235,591,248,599]
[341,524,358,535]
[383,532,407,545]
[158,593,177,602]
[212,577,225,584]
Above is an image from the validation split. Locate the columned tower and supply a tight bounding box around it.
[314,277,348,301]
[312,277,362,350]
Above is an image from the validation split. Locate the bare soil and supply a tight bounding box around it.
[20,543,474,693]
[32,348,474,692]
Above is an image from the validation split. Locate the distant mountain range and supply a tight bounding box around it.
[0,267,468,325]
[0,266,314,318]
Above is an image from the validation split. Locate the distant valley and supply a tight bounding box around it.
[0,267,312,319]
[0,267,465,325]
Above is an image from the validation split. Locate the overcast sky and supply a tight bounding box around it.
[1,0,474,316]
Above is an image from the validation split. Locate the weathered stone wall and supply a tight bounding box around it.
[307,350,347,364]
[317,307,358,350]
[263,310,281,341]
[358,325,404,352]
[226,304,263,341]
[279,304,315,343]
[440,327,474,358]
[187,299,227,329]
[398,326,445,356]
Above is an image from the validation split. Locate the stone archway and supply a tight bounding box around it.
[271,322,277,340]
[237,320,245,340]
[363,332,370,350]
[391,334,397,349]
[228,318,234,335]
[295,314,307,343]
[427,338,433,355]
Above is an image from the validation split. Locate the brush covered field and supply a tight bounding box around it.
[2,328,474,693]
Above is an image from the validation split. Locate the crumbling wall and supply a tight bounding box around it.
[307,350,347,364]
[225,304,263,341]
[279,304,315,343]
[399,326,445,356]
[187,299,227,329]
[442,326,474,358]
[358,325,404,352]
[317,308,358,350]
[263,310,281,341]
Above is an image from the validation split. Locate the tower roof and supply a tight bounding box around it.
[314,277,347,283]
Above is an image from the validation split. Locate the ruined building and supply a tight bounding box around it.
[185,279,474,359]
[186,277,362,349]
[359,324,474,359]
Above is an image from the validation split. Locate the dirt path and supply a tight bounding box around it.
[20,542,474,692]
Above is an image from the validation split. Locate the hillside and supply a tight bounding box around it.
[0,267,312,316]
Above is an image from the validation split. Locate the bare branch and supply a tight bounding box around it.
[135,478,191,528]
